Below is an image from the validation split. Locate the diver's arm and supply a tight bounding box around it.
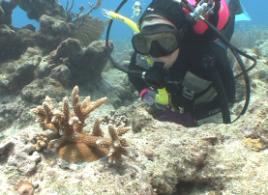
[128,52,148,92]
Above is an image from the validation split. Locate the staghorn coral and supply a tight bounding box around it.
[31,86,130,163]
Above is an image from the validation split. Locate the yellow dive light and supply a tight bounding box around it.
[155,88,170,106]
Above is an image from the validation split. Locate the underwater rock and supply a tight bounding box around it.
[67,40,112,84]
[0,47,41,94]
[35,15,72,51]
[0,140,14,163]
[49,65,71,86]
[0,62,35,92]
[0,0,17,25]
[7,137,41,175]
[39,15,71,36]
[97,67,137,108]
[35,55,57,78]
[21,77,66,104]
[0,98,27,131]
[16,28,37,47]
[0,25,27,62]
[54,38,83,61]
[18,0,65,20]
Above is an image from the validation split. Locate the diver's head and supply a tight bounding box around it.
[131,0,188,68]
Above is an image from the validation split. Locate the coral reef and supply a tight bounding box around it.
[31,86,130,163]
[1,2,268,195]
[18,0,65,20]
[0,25,29,62]
[0,0,105,60]
[0,51,267,194]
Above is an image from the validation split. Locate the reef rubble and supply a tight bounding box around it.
[0,48,267,194]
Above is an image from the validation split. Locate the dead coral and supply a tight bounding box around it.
[32,86,130,163]
[244,138,267,152]
[241,98,268,151]
[15,180,34,195]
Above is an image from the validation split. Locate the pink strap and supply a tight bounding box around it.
[187,0,196,5]
[217,0,230,30]
[139,88,149,98]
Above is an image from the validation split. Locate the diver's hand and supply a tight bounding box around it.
[139,88,169,111]
[139,88,156,106]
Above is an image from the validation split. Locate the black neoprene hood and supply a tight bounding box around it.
[139,0,188,30]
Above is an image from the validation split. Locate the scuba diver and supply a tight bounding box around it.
[131,0,143,19]
[104,0,256,127]
[127,0,247,126]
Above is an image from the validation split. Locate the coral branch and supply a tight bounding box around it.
[32,86,129,163]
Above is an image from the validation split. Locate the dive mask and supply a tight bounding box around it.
[132,24,183,58]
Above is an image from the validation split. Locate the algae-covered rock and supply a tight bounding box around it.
[18,0,65,20]
[0,25,26,62]
[0,0,17,25]
[20,77,66,104]
[54,38,83,61]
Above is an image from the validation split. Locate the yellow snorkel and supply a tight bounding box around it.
[103,8,170,107]
[103,9,153,65]
[103,9,140,33]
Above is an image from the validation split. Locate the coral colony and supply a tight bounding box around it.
[31,86,130,163]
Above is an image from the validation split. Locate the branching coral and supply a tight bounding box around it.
[31,86,130,163]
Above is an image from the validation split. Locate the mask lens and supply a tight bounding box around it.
[132,34,151,54]
[149,32,178,57]
[132,31,179,57]
[157,33,178,52]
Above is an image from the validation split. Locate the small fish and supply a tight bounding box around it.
[131,0,142,19]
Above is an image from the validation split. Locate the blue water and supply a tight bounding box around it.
[11,0,268,41]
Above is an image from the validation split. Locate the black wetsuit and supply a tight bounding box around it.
[128,0,239,121]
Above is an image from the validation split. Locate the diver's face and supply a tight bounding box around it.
[152,48,180,69]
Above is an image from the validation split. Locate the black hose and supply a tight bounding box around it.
[204,19,253,122]
[208,61,231,123]
[109,55,144,77]
[105,0,128,48]
[104,0,144,76]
